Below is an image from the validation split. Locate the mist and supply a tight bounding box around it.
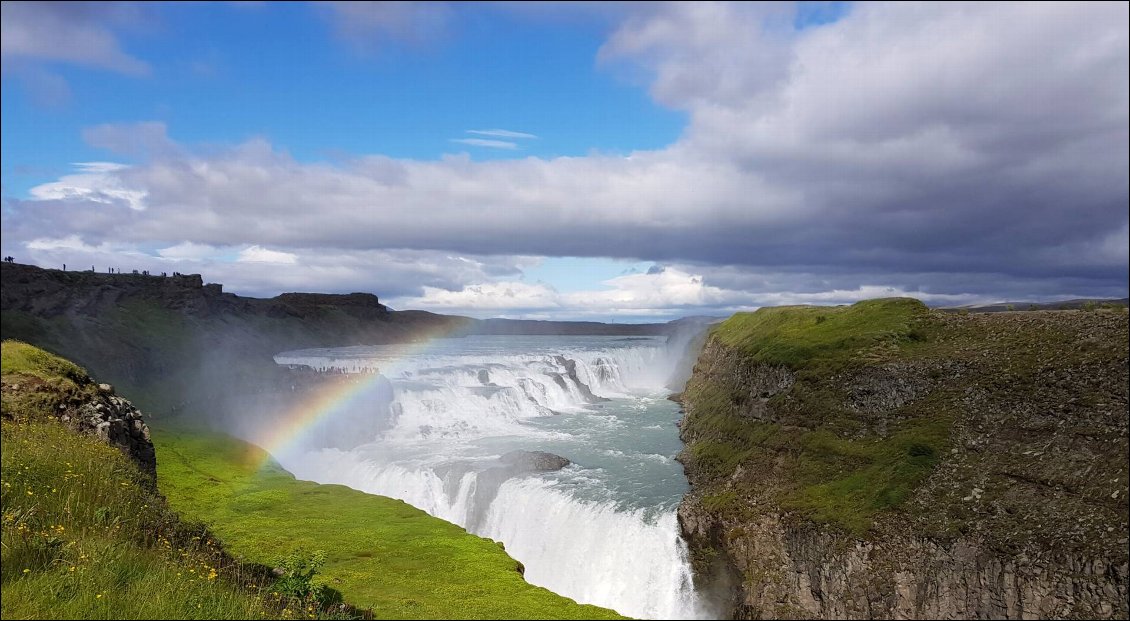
[165,315,716,619]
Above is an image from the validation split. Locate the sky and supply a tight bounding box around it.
[1,1,1126,322]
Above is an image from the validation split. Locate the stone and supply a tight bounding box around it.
[499,450,571,471]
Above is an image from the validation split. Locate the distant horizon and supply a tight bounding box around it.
[5,259,1124,325]
[2,2,1126,322]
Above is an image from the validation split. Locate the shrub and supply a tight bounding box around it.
[271,549,342,608]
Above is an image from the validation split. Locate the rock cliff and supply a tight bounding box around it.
[0,262,470,414]
[65,382,156,482]
[677,299,1129,619]
[1,342,156,484]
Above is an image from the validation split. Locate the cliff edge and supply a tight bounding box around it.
[677,299,1129,619]
[1,340,156,482]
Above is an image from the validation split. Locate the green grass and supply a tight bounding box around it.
[682,298,949,534]
[781,415,951,533]
[3,340,624,619]
[154,427,625,620]
[1,340,91,382]
[2,340,279,619]
[1,422,278,620]
[683,416,949,534]
[713,297,928,369]
[1,341,100,425]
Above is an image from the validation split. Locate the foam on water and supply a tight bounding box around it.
[270,334,710,619]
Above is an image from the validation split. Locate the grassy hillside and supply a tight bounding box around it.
[678,299,1129,618]
[683,298,940,532]
[154,427,624,620]
[681,299,1129,541]
[3,341,623,620]
[1,342,274,620]
[711,297,927,369]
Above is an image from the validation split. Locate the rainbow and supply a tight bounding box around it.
[254,336,447,468]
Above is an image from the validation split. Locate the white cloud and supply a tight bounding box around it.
[394,266,1002,319]
[4,232,1109,319]
[450,138,519,150]
[25,235,103,253]
[560,268,736,310]
[28,162,147,211]
[237,245,298,264]
[406,281,561,311]
[71,162,129,173]
[3,2,1126,318]
[402,267,746,317]
[467,129,538,139]
[598,2,792,111]
[157,241,220,261]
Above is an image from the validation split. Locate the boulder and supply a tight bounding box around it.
[499,450,571,472]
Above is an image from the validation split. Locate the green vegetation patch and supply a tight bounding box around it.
[713,297,928,370]
[684,415,950,534]
[1,341,279,619]
[682,299,950,533]
[1,341,364,619]
[781,414,951,533]
[1,422,276,620]
[1,340,99,424]
[154,427,625,620]
[1,339,90,383]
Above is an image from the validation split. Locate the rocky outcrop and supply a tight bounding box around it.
[500,450,572,472]
[679,504,1127,619]
[275,292,388,320]
[552,355,609,404]
[686,339,795,425]
[1,344,158,487]
[62,382,157,483]
[677,305,1129,619]
[429,450,575,532]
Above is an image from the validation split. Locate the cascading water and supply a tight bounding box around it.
[266,334,711,619]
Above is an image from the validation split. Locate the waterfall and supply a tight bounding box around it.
[269,335,709,619]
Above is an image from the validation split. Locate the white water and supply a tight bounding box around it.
[269,335,710,619]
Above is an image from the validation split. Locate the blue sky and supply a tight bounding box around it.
[2,3,684,192]
[1,2,1126,321]
[1,1,686,321]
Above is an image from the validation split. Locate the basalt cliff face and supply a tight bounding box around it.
[676,300,1129,619]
